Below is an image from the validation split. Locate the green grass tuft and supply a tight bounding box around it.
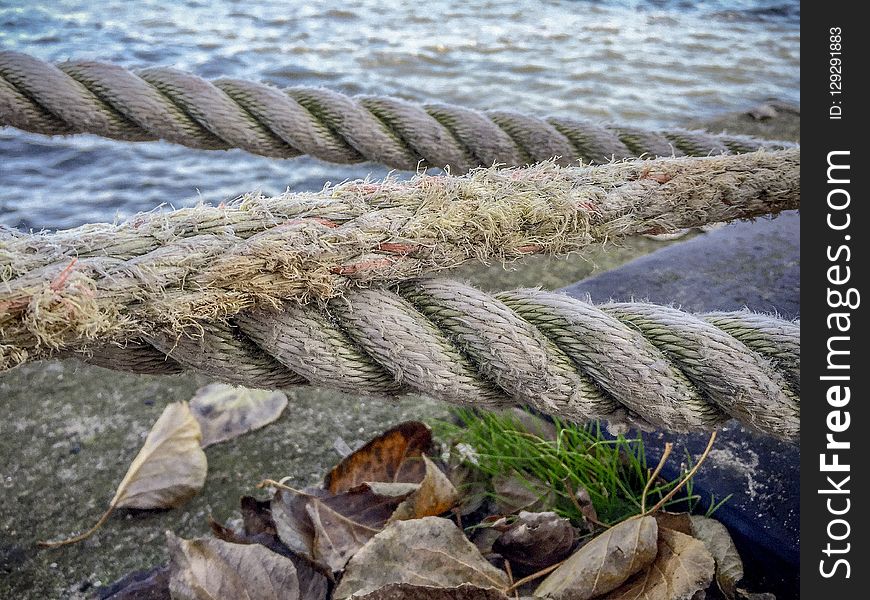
[434,408,715,526]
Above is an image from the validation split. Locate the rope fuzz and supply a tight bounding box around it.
[1,150,799,370]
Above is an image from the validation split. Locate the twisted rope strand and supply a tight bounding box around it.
[0,150,800,369]
[69,280,800,440]
[0,51,792,170]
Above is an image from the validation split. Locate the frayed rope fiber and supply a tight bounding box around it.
[0,150,799,372]
[74,279,799,440]
[0,51,793,171]
[1,149,799,375]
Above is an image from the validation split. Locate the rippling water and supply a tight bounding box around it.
[0,0,799,230]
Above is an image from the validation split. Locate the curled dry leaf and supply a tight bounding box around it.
[690,515,744,599]
[112,402,207,509]
[654,511,694,536]
[535,516,659,600]
[272,486,329,559]
[602,527,715,600]
[325,421,432,493]
[271,481,416,572]
[389,456,459,521]
[40,402,207,547]
[333,517,510,600]
[492,473,555,515]
[270,423,455,572]
[189,383,288,447]
[167,532,303,600]
[491,511,578,573]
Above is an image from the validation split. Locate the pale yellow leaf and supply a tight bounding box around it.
[389,455,459,521]
[112,401,207,509]
[535,515,659,600]
[602,527,715,600]
[333,517,510,600]
[189,383,288,447]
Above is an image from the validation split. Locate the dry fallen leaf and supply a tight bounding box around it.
[654,511,694,536]
[167,532,303,600]
[492,511,578,573]
[389,455,459,521]
[272,486,331,560]
[209,496,328,599]
[270,422,449,572]
[602,527,715,600]
[492,473,555,515]
[189,383,288,447]
[535,515,659,600]
[271,480,418,572]
[349,582,511,600]
[307,497,382,573]
[333,517,510,600]
[111,402,207,509]
[324,421,432,493]
[40,402,207,547]
[690,515,744,599]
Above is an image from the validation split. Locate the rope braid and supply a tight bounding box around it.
[67,279,800,440]
[0,150,800,371]
[1,51,792,171]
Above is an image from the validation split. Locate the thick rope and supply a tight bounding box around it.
[62,279,800,440]
[0,51,792,171]
[0,150,800,370]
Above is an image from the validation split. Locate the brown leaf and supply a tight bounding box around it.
[333,517,511,600]
[309,482,419,571]
[324,421,432,493]
[492,473,555,515]
[240,495,277,537]
[491,511,578,573]
[307,497,382,573]
[602,527,715,600]
[210,497,329,599]
[39,402,207,547]
[654,511,693,536]
[389,456,459,521]
[189,383,288,447]
[350,582,510,599]
[272,486,331,560]
[167,532,303,600]
[272,482,416,572]
[535,516,659,600]
[572,485,599,526]
[690,516,744,599]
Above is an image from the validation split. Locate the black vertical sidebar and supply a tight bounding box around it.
[801,3,869,596]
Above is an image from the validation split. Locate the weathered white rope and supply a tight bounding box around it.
[69,279,800,440]
[0,51,792,171]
